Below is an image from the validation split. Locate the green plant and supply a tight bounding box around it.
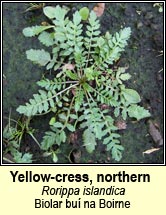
[16,5,150,162]
[3,115,34,163]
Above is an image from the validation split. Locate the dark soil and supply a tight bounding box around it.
[2,2,164,164]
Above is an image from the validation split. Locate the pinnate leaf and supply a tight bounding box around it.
[14,152,33,163]
[38,32,54,47]
[111,145,124,161]
[41,131,56,150]
[43,6,57,19]
[73,11,82,25]
[66,70,78,80]
[120,73,131,81]
[122,88,141,104]
[43,5,68,20]
[26,49,51,66]
[83,129,97,153]
[23,25,54,37]
[127,105,151,120]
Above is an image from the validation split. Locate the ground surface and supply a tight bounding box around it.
[3,2,164,164]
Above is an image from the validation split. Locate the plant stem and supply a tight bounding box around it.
[28,131,41,147]
[61,81,79,84]
[55,83,79,96]
[60,96,75,133]
[3,157,15,163]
